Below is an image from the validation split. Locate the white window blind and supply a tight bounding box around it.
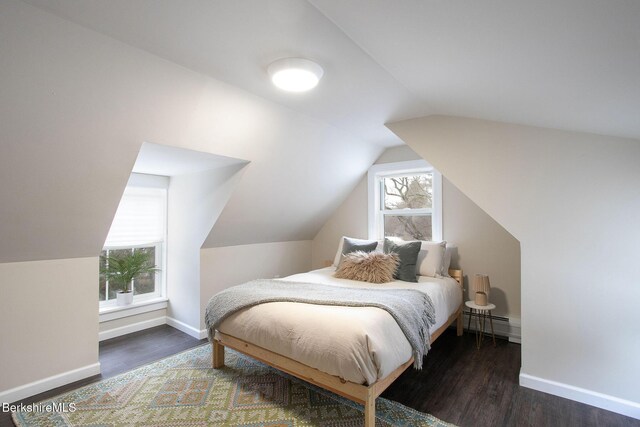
[104,186,167,247]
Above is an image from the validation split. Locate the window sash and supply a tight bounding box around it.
[100,173,168,308]
[367,159,442,241]
[381,213,433,241]
[377,172,433,239]
[379,173,433,211]
[100,242,163,306]
[379,208,433,215]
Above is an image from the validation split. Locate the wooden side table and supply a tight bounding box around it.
[465,301,496,349]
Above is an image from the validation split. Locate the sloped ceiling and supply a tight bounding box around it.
[3,0,640,262]
[22,0,640,141]
[310,0,640,140]
[133,143,248,177]
[0,0,383,262]
[20,0,427,147]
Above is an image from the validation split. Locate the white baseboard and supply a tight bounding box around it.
[462,312,521,343]
[98,316,167,342]
[520,372,640,420]
[166,316,207,340]
[0,363,101,404]
[3,317,203,405]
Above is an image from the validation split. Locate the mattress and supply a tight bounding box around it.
[216,267,461,385]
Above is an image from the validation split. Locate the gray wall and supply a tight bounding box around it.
[389,114,640,406]
[0,1,369,399]
[0,0,382,265]
[312,145,521,319]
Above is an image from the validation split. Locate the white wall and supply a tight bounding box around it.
[0,258,99,402]
[0,0,382,264]
[0,0,376,398]
[388,115,640,415]
[200,241,312,330]
[312,146,521,318]
[167,165,247,334]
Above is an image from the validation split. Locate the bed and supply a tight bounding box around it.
[208,263,463,427]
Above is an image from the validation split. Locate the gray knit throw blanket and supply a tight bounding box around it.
[204,279,436,369]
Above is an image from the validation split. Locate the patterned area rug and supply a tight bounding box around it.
[13,344,454,426]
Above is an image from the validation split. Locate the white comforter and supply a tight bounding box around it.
[216,267,461,385]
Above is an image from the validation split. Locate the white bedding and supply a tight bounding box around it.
[216,267,461,385]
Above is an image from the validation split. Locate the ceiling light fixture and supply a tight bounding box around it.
[268,58,324,92]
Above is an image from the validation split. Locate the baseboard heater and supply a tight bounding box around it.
[452,312,521,343]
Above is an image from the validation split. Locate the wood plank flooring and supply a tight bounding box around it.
[2,325,638,426]
[98,324,206,378]
[383,330,639,427]
[1,325,205,427]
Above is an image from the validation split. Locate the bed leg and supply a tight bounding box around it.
[456,310,464,336]
[213,340,225,368]
[364,389,376,427]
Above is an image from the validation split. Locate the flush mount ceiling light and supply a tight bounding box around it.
[268,58,324,92]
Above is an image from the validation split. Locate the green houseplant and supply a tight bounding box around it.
[100,249,160,305]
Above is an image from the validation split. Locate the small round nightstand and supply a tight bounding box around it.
[465,301,496,349]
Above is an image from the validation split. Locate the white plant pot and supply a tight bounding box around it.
[116,291,134,306]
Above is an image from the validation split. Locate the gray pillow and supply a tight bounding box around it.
[384,238,421,282]
[336,237,378,269]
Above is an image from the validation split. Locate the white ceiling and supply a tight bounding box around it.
[3,0,640,263]
[21,0,427,147]
[133,143,247,177]
[0,1,383,262]
[22,0,640,141]
[311,0,640,140]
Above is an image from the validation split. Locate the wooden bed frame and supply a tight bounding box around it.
[212,269,464,427]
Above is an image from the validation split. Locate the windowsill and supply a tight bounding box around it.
[99,297,168,323]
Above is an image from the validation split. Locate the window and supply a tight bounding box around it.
[368,160,442,241]
[100,174,168,307]
[99,245,161,301]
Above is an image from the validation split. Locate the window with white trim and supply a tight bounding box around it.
[99,174,168,307]
[368,160,442,241]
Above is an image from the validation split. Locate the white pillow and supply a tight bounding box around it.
[332,236,377,267]
[417,241,447,277]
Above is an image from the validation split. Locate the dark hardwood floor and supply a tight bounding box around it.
[2,325,637,427]
[1,325,205,427]
[383,330,639,427]
[98,324,206,378]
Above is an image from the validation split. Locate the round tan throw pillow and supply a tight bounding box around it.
[334,251,400,284]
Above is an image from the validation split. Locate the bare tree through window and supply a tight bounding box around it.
[382,174,433,241]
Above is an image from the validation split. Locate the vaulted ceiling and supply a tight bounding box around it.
[312,0,640,140]
[21,0,427,147]
[23,0,640,141]
[2,0,639,262]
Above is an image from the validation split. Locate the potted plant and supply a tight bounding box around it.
[100,249,160,306]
